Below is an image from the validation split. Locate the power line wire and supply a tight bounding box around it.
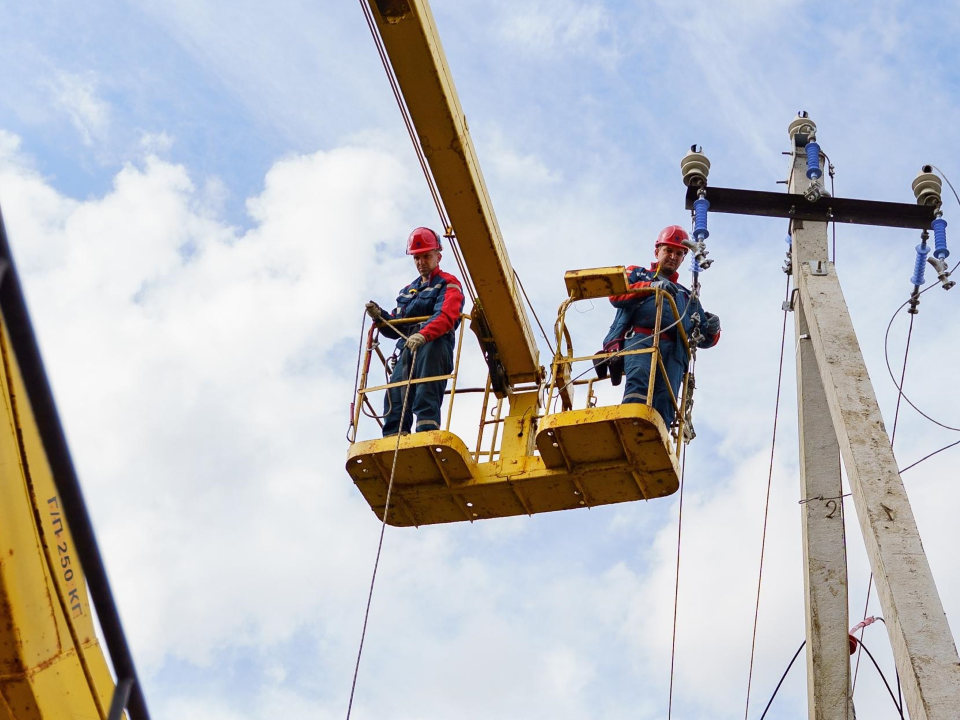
[667,443,688,719]
[743,275,792,720]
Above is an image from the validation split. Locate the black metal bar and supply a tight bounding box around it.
[0,203,151,720]
[108,677,135,720]
[686,185,937,230]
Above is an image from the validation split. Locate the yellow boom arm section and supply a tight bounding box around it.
[366,0,541,388]
[0,319,120,719]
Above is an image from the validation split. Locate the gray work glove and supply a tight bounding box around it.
[702,311,720,335]
[365,300,384,320]
[406,332,426,351]
[650,279,678,296]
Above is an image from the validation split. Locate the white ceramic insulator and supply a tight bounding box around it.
[681,146,711,187]
[912,166,943,207]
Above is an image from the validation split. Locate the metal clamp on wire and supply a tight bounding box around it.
[683,372,697,444]
[688,311,704,350]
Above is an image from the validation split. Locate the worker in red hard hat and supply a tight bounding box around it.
[366,227,465,436]
[600,225,720,426]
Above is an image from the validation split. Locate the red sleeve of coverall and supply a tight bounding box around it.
[419,272,465,342]
[609,266,651,306]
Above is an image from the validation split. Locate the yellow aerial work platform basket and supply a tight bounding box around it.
[346,267,692,527]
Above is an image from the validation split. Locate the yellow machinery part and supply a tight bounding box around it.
[0,319,120,719]
[346,404,679,527]
[365,0,541,387]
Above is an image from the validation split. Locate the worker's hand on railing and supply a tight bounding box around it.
[650,279,678,297]
[365,301,385,321]
[406,332,426,351]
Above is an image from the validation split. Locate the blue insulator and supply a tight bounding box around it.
[806,142,822,180]
[691,255,702,273]
[911,243,930,286]
[785,234,792,246]
[932,217,949,259]
[693,196,710,240]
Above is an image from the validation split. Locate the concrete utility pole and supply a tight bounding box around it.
[682,114,960,720]
[788,123,855,720]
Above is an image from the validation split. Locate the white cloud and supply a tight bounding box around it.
[4,97,960,717]
[497,0,619,62]
[2,1,960,716]
[49,70,111,147]
[140,131,175,155]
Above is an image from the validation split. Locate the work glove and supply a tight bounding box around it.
[405,332,426,351]
[702,311,720,335]
[365,300,384,320]
[650,279,678,297]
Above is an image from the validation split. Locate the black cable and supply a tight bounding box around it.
[880,260,960,478]
[820,149,836,264]
[758,641,805,720]
[900,438,960,474]
[884,282,960,432]
[856,640,906,719]
[744,275,792,720]
[881,163,960,433]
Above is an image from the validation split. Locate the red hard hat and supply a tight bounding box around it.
[406,227,442,255]
[655,225,690,251]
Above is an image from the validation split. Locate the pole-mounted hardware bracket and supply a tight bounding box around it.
[685,186,937,230]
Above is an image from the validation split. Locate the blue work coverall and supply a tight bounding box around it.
[379,267,465,436]
[605,263,719,426]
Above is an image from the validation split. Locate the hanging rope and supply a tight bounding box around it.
[667,442,688,718]
[358,0,445,227]
[357,0,480,307]
[514,269,556,357]
[345,347,419,720]
[743,275,791,720]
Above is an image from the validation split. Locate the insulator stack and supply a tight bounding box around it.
[805,141,822,180]
[912,243,930,286]
[932,217,949,259]
[693,196,710,241]
[912,166,943,207]
[680,146,711,188]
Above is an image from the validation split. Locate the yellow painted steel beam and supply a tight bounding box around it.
[365,0,541,385]
[0,319,119,719]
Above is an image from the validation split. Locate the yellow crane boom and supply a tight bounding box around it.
[0,207,144,717]
[0,319,120,719]
[365,0,541,389]
[348,0,693,528]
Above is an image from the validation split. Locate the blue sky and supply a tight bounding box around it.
[2,1,959,718]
